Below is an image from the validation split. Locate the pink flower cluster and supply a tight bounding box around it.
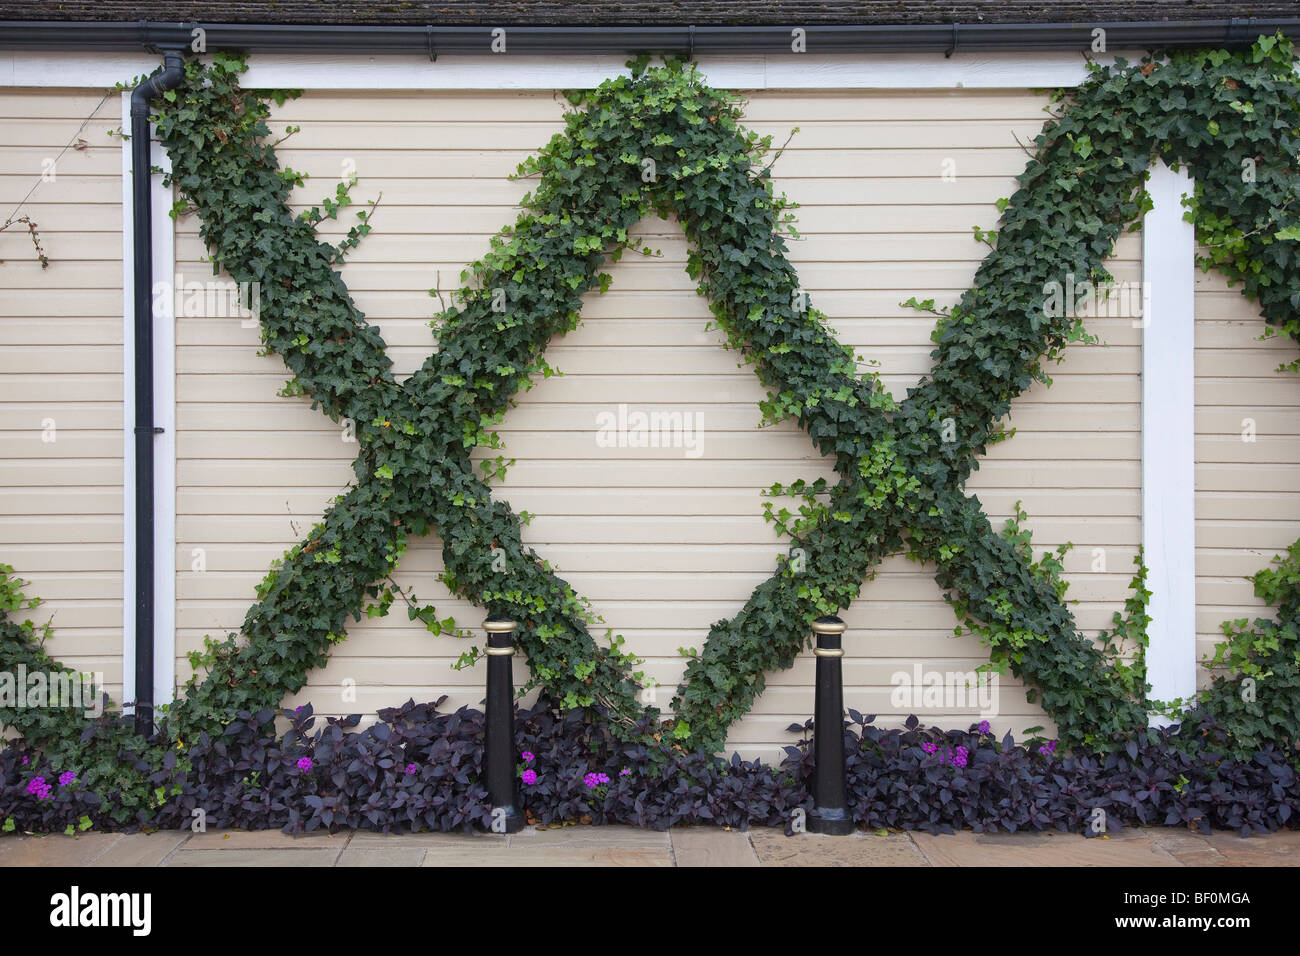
[24,770,79,800]
[1037,740,1058,756]
[519,751,538,785]
[583,772,611,789]
[921,742,970,768]
[296,757,313,771]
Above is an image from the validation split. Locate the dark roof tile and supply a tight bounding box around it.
[3,1,1298,26]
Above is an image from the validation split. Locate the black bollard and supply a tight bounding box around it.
[483,615,523,833]
[808,615,854,835]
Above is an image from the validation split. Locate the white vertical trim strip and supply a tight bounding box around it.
[151,124,177,710]
[120,92,136,716]
[1142,159,1197,722]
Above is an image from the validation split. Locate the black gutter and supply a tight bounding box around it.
[0,18,1297,55]
[130,49,185,737]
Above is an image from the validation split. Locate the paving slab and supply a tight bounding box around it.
[182,828,344,850]
[348,829,501,848]
[422,845,514,866]
[750,828,931,866]
[511,824,670,849]
[1194,828,1300,866]
[0,832,124,866]
[338,846,428,867]
[164,848,343,867]
[909,828,1182,867]
[89,831,192,867]
[5,822,1296,866]
[493,848,672,866]
[1145,828,1227,867]
[670,827,759,866]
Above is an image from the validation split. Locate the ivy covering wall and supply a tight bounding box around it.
[2,37,1300,822]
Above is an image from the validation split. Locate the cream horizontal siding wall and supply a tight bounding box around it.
[0,89,124,701]
[1194,264,1300,688]
[171,86,1144,762]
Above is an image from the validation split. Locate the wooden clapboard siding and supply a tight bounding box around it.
[0,88,125,698]
[1193,267,1300,689]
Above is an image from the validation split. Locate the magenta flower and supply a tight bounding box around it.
[25,776,52,800]
[520,751,535,763]
[58,771,77,786]
[521,769,538,786]
[978,720,991,734]
[296,757,313,771]
[921,742,937,754]
[404,763,418,775]
[21,755,28,766]
[619,767,631,777]
[583,771,611,788]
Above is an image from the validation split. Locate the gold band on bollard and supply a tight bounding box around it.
[485,645,515,656]
[813,646,844,658]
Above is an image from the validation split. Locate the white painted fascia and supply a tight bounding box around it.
[4,49,1147,91]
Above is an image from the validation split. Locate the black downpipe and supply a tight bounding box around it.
[130,50,185,737]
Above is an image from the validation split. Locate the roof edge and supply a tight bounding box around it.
[1,18,1298,56]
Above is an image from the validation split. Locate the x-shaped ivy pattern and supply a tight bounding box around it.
[149,45,1300,756]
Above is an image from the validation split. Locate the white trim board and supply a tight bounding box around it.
[1141,159,1197,722]
[3,49,1148,90]
[120,92,135,715]
[120,93,177,716]
[151,115,177,714]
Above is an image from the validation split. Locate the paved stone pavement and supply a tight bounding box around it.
[1,824,1298,866]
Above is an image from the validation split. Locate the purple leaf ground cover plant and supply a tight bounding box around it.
[1,697,1295,839]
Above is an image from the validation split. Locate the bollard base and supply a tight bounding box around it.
[488,805,525,834]
[807,806,855,835]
